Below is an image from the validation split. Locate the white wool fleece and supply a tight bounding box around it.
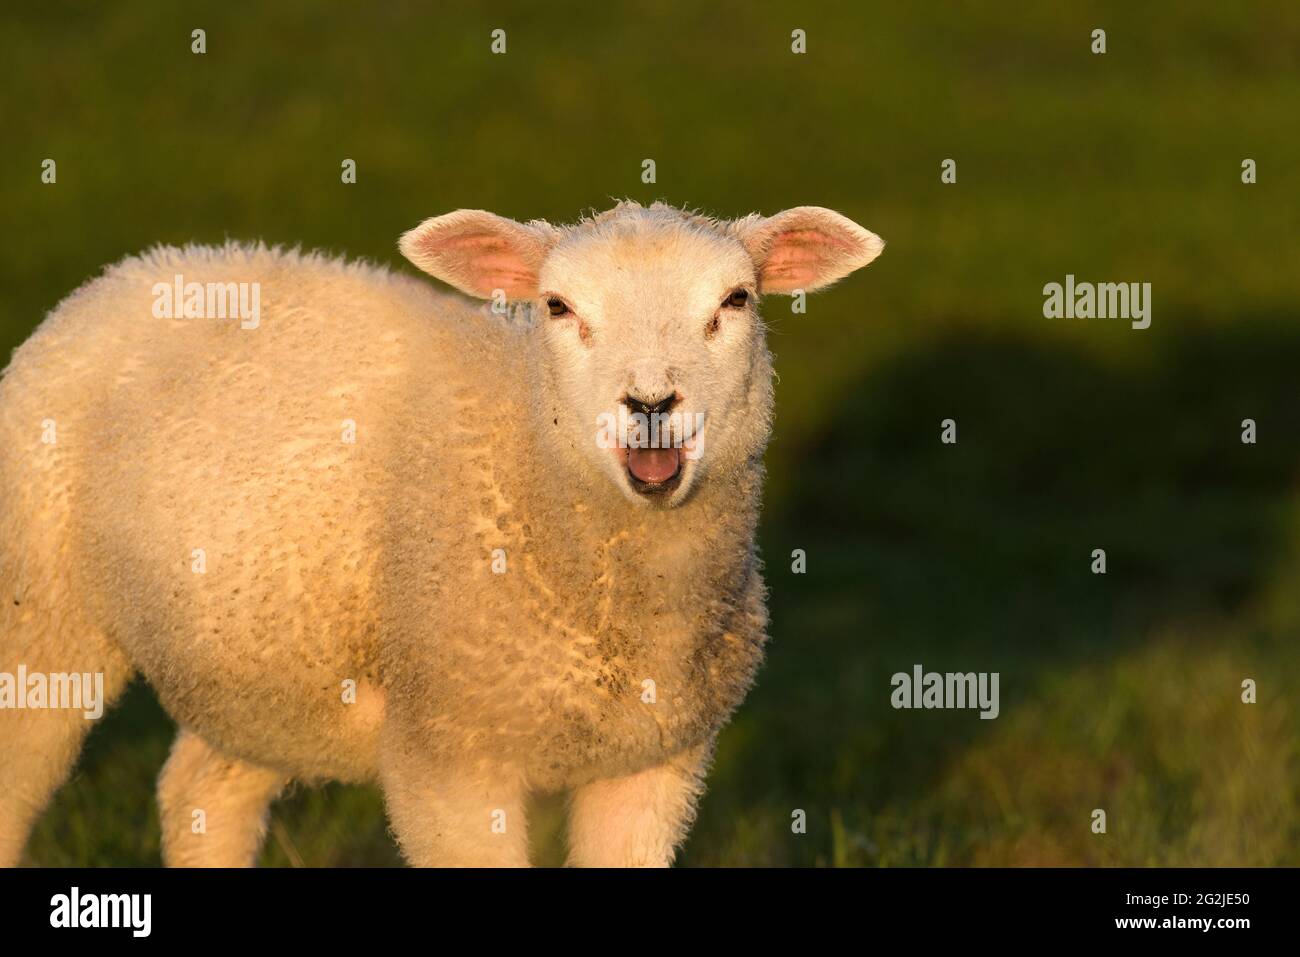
[0,202,882,866]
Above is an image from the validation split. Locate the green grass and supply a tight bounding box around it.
[6,1,1300,865]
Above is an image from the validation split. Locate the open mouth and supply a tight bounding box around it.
[625,446,683,496]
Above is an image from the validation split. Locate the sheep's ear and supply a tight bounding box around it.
[399,210,558,299]
[735,207,884,294]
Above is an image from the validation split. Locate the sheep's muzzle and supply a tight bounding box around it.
[627,446,682,493]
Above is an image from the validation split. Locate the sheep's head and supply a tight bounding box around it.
[400,202,883,508]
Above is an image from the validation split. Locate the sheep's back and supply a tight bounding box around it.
[0,244,492,780]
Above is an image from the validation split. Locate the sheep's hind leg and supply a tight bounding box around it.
[0,616,133,867]
[157,729,287,867]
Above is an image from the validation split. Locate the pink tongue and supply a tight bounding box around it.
[628,446,681,483]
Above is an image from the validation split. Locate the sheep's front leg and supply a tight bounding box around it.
[566,743,712,867]
[381,751,530,867]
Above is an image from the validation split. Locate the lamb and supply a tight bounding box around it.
[0,201,883,867]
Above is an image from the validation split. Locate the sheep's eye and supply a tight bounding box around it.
[546,297,569,317]
[723,289,749,308]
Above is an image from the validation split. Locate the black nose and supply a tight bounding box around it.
[621,392,680,417]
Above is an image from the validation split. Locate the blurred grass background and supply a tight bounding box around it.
[3,0,1298,865]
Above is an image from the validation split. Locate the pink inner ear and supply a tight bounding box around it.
[428,231,539,298]
[763,228,852,286]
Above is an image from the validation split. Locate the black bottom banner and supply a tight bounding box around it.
[0,866,1287,944]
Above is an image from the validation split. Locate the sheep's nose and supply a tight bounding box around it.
[621,392,680,417]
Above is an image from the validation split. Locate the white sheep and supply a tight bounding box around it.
[0,201,883,866]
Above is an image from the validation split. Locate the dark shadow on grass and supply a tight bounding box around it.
[687,317,1300,864]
